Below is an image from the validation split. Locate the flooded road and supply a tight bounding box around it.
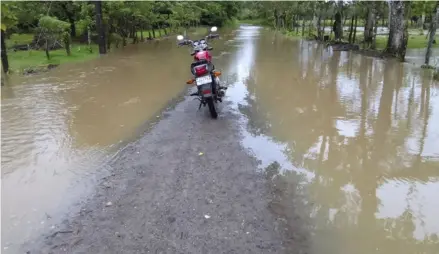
[2,25,439,253]
[1,41,190,250]
[225,27,439,253]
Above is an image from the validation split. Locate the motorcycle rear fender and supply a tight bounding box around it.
[198,83,213,97]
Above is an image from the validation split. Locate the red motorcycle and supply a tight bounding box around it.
[177,27,226,119]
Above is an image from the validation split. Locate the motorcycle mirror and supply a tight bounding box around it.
[177,35,184,41]
[210,26,218,32]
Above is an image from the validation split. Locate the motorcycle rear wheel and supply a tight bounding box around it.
[206,97,218,119]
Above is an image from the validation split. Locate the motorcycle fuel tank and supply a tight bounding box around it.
[194,50,212,62]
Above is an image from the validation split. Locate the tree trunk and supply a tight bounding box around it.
[148,31,152,40]
[291,15,295,31]
[330,17,334,37]
[130,26,135,38]
[317,15,323,40]
[348,15,354,43]
[421,2,426,28]
[107,23,113,50]
[388,2,392,29]
[372,17,378,49]
[45,39,50,60]
[132,27,137,44]
[334,8,343,41]
[425,1,439,66]
[152,28,156,38]
[296,16,300,33]
[64,35,71,56]
[61,3,76,38]
[386,0,408,60]
[301,19,306,36]
[140,28,144,42]
[87,26,93,53]
[1,30,9,74]
[364,3,375,47]
[353,15,358,43]
[94,1,107,54]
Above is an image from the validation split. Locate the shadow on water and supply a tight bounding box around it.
[225,25,439,254]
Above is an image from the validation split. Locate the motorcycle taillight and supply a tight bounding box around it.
[194,65,208,76]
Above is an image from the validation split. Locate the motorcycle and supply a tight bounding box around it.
[176,26,226,119]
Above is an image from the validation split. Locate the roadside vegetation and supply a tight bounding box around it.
[239,1,439,79]
[1,1,240,75]
[2,1,438,80]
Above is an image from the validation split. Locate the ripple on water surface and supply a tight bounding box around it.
[225,25,439,254]
[1,39,191,252]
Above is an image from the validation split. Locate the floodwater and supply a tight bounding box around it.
[1,40,190,250]
[1,25,439,253]
[221,26,439,253]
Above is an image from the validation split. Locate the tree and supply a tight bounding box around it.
[425,1,439,66]
[94,1,106,54]
[38,16,71,59]
[333,1,344,41]
[364,2,376,48]
[51,1,80,38]
[1,2,17,73]
[385,1,409,60]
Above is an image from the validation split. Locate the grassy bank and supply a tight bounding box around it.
[237,19,265,26]
[375,34,437,49]
[5,33,100,73]
[8,45,100,72]
[280,28,437,50]
[4,28,177,74]
[237,19,436,50]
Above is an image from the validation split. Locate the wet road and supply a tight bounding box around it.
[2,25,439,253]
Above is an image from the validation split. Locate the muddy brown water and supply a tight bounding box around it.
[2,25,439,253]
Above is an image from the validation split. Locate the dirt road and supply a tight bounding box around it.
[23,93,308,254]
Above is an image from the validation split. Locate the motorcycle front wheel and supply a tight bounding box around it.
[206,97,218,119]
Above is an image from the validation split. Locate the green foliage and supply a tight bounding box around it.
[1,0,241,72]
[1,2,18,31]
[39,16,70,34]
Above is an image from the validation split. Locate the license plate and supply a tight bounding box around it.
[196,75,212,86]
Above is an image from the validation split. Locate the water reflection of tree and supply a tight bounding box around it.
[244,32,439,253]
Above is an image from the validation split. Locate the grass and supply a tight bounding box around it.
[5,33,34,48]
[135,27,210,39]
[7,43,99,73]
[237,19,265,26]
[375,34,438,49]
[277,27,437,50]
[5,27,208,73]
[135,28,168,39]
